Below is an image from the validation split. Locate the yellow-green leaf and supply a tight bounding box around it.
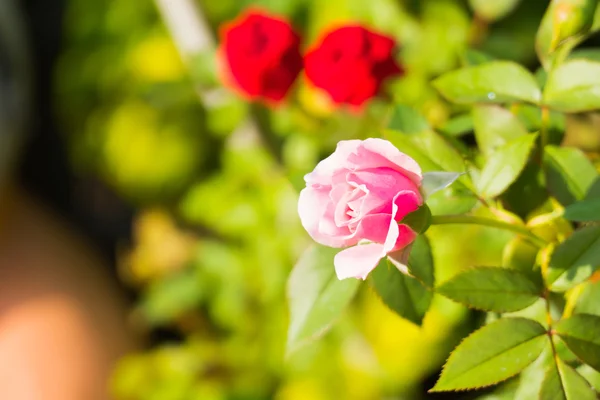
[430,318,547,392]
[437,267,542,312]
[555,314,600,372]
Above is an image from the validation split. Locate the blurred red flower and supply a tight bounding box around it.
[304,26,404,107]
[218,9,303,104]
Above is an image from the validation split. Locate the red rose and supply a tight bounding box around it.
[218,10,303,104]
[304,26,404,107]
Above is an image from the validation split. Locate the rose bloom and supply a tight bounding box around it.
[218,9,303,103]
[304,26,404,107]
[298,139,423,280]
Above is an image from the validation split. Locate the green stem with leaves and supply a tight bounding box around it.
[430,215,548,247]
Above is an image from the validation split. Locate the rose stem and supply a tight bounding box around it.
[429,215,548,248]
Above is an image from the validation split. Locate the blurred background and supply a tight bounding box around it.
[4,0,600,399]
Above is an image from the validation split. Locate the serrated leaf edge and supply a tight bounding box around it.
[436,266,543,313]
[429,318,548,392]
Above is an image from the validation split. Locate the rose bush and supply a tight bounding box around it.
[304,26,404,107]
[298,138,423,280]
[218,9,303,103]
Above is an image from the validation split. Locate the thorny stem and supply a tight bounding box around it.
[430,215,548,247]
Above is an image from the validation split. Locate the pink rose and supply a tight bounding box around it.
[298,139,423,280]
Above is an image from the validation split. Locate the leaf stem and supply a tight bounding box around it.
[430,215,548,247]
[542,288,561,366]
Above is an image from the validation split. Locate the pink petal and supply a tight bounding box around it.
[334,243,385,280]
[391,224,418,252]
[353,213,393,244]
[348,138,422,186]
[393,190,422,223]
[332,194,418,280]
[304,140,361,186]
[317,201,353,247]
[298,187,333,244]
[383,194,401,253]
[347,167,422,216]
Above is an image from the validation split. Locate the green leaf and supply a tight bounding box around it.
[426,186,479,216]
[514,345,553,400]
[387,104,430,134]
[472,105,528,156]
[407,235,435,288]
[544,60,600,112]
[421,171,462,199]
[476,134,538,198]
[477,380,520,400]
[556,314,600,372]
[433,61,541,105]
[547,226,600,292]
[503,236,540,273]
[468,0,520,21]
[512,104,566,146]
[370,258,432,325]
[462,49,496,67]
[544,146,598,206]
[585,178,600,200]
[569,48,600,63]
[502,162,549,217]
[574,281,600,316]
[563,198,600,221]
[402,205,432,235]
[535,0,594,70]
[577,364,600,392]
[540,357,597,400]
[437,267,542,312]
[430,318,547,392]
[286,245,360,355]
[141,269,203,325]
[439,113,474,137]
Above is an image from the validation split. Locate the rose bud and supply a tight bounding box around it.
[304,25,404,107]
[298,139,423,280]
[218,9,303,104]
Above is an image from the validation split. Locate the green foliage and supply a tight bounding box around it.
[563,198,600,221]
[401,204,432,234]
[543,145,598,206]
[540,357,597,400]
[476,133,538,198]
[387,104,430,134]
[431,318,547,392]
[574,280,600,316]
[468,0,521,22]
[370,236,434,325]
[472,105,527,157]
[502,237,540,273]
[433,62,541,105]
[555,314,600,372]
[370,258,432,326]
[385,129,467,177]
[544,60,600,112]
[286,245,360,356]
[535,0,598,69]
[546,226,600,292]
[437,267,542,312]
